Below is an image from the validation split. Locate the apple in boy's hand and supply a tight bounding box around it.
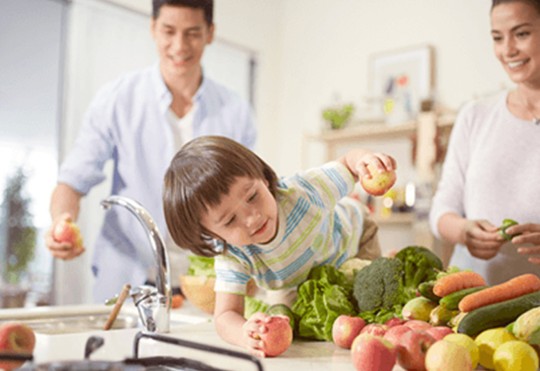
[259,316,293,357]
[53,219,83,250]
[0,322,36,370]
[397,330,436,371]
[351,334,397,371]
[360,164,396,196]
[332,315,366,349]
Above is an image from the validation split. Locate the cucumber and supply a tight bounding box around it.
[439,286,487,310]
[457,290,540,337]
[418,281,441,303]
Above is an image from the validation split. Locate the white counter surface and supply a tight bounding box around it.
[3,303,412,370]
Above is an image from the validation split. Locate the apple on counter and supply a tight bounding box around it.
[0,322,36,370]
[397,330,436,371]
[332,315,366,349]
[351,334,397,371]
[360,163,396,196]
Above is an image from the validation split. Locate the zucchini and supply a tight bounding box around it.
[457,290,540,337]
[418,281,441,303]
[439,286,487,310]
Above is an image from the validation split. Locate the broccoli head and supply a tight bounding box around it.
[353,257,405,312]
[395,246,443,299]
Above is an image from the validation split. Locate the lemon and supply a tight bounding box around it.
[493,340,539,371]
[474,327,516,369]
[444,333,479,369]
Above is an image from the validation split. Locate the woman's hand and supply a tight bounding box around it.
[242,312,271,357]
[508,223,540,264]
[461,219,505,260]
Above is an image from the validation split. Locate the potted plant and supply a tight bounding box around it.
[0,167,36,308]
[322,103,355,130]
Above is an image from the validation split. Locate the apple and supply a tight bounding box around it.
[360,323,387,337]
[397,330,436,371]
[260,315,293,357]
[403,319,432,332]
[53,219,83,250]
[351,334,397,371]
[383,324,412,347]
[425,326,454,341]
[384,317,406,328]
[425,340,473,371]
[0,322,36,370]
[361,164,396,196]
[332,315,366,349]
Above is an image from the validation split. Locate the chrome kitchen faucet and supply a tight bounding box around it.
[101,196,171,333]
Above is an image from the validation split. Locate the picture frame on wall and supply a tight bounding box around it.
[369,44,435,125]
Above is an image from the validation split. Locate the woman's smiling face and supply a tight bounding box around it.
[491,1,540,86]
[201,176,279,247]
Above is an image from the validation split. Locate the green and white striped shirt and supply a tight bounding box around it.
[214,161,365,295]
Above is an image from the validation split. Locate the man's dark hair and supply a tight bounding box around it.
[152,0,213,25]
[492,0,540,14]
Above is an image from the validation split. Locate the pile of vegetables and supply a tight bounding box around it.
[353,246,443,323]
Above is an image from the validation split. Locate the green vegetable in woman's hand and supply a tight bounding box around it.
[499,218,519,241]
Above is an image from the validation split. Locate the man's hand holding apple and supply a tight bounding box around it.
[45,212,85,260]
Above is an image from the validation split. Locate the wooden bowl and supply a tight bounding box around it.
[179,275,216,314]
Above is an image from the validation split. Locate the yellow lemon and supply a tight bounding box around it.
[493,340,539,371]
[444,333,479,369]
[474,328,516,369]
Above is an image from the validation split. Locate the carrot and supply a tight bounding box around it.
[459,273,540,313]
[433,271,487,297]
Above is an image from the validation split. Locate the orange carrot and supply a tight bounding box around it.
[433,271,487,297]
[459,273,540,313]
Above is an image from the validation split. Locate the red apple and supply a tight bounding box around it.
[0,322,36,370]
[361,164,397,196]
[360,323,387,337]
[425,326,454,341]
[384,317,406,328]
[332,315,366,349]
[397,330,436,371]
[403,319,432,332]
[53,219,83,250]
[351,334,397,371]
[383,324,412,348]
[260,315,293,357]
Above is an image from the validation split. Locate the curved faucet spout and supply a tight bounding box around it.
[101,195,171,333]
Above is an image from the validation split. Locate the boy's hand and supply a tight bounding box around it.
[242,312,271,357]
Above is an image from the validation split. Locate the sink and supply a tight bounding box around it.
[0,303,209,335]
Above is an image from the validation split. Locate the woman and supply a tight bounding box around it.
[429,0,540,285]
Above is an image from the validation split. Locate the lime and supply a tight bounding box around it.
[499,218,519,241]
[475,327,516,369]
[493,340,539,371]
[266,304,296,330]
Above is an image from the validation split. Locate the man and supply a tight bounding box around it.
[45,0,256,302]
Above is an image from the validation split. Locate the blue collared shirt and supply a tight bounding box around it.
[58,64,256,302]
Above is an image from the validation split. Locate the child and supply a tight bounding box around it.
[163,135,396,357]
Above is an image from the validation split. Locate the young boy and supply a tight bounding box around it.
[163,135,396,357]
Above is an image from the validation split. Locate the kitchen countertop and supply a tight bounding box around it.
[16,302,360,371]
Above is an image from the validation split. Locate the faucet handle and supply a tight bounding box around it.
[130,285,169,333]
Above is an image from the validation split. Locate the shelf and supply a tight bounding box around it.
[305,121,417,144]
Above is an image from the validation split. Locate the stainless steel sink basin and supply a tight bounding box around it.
[1,312,139,334]
[0,305,139,334]
[0,303,210,335]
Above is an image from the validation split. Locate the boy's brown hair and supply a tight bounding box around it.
[163,136,278,256]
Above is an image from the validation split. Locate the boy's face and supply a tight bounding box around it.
[201,176,279,247]
[151,5,214,80]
